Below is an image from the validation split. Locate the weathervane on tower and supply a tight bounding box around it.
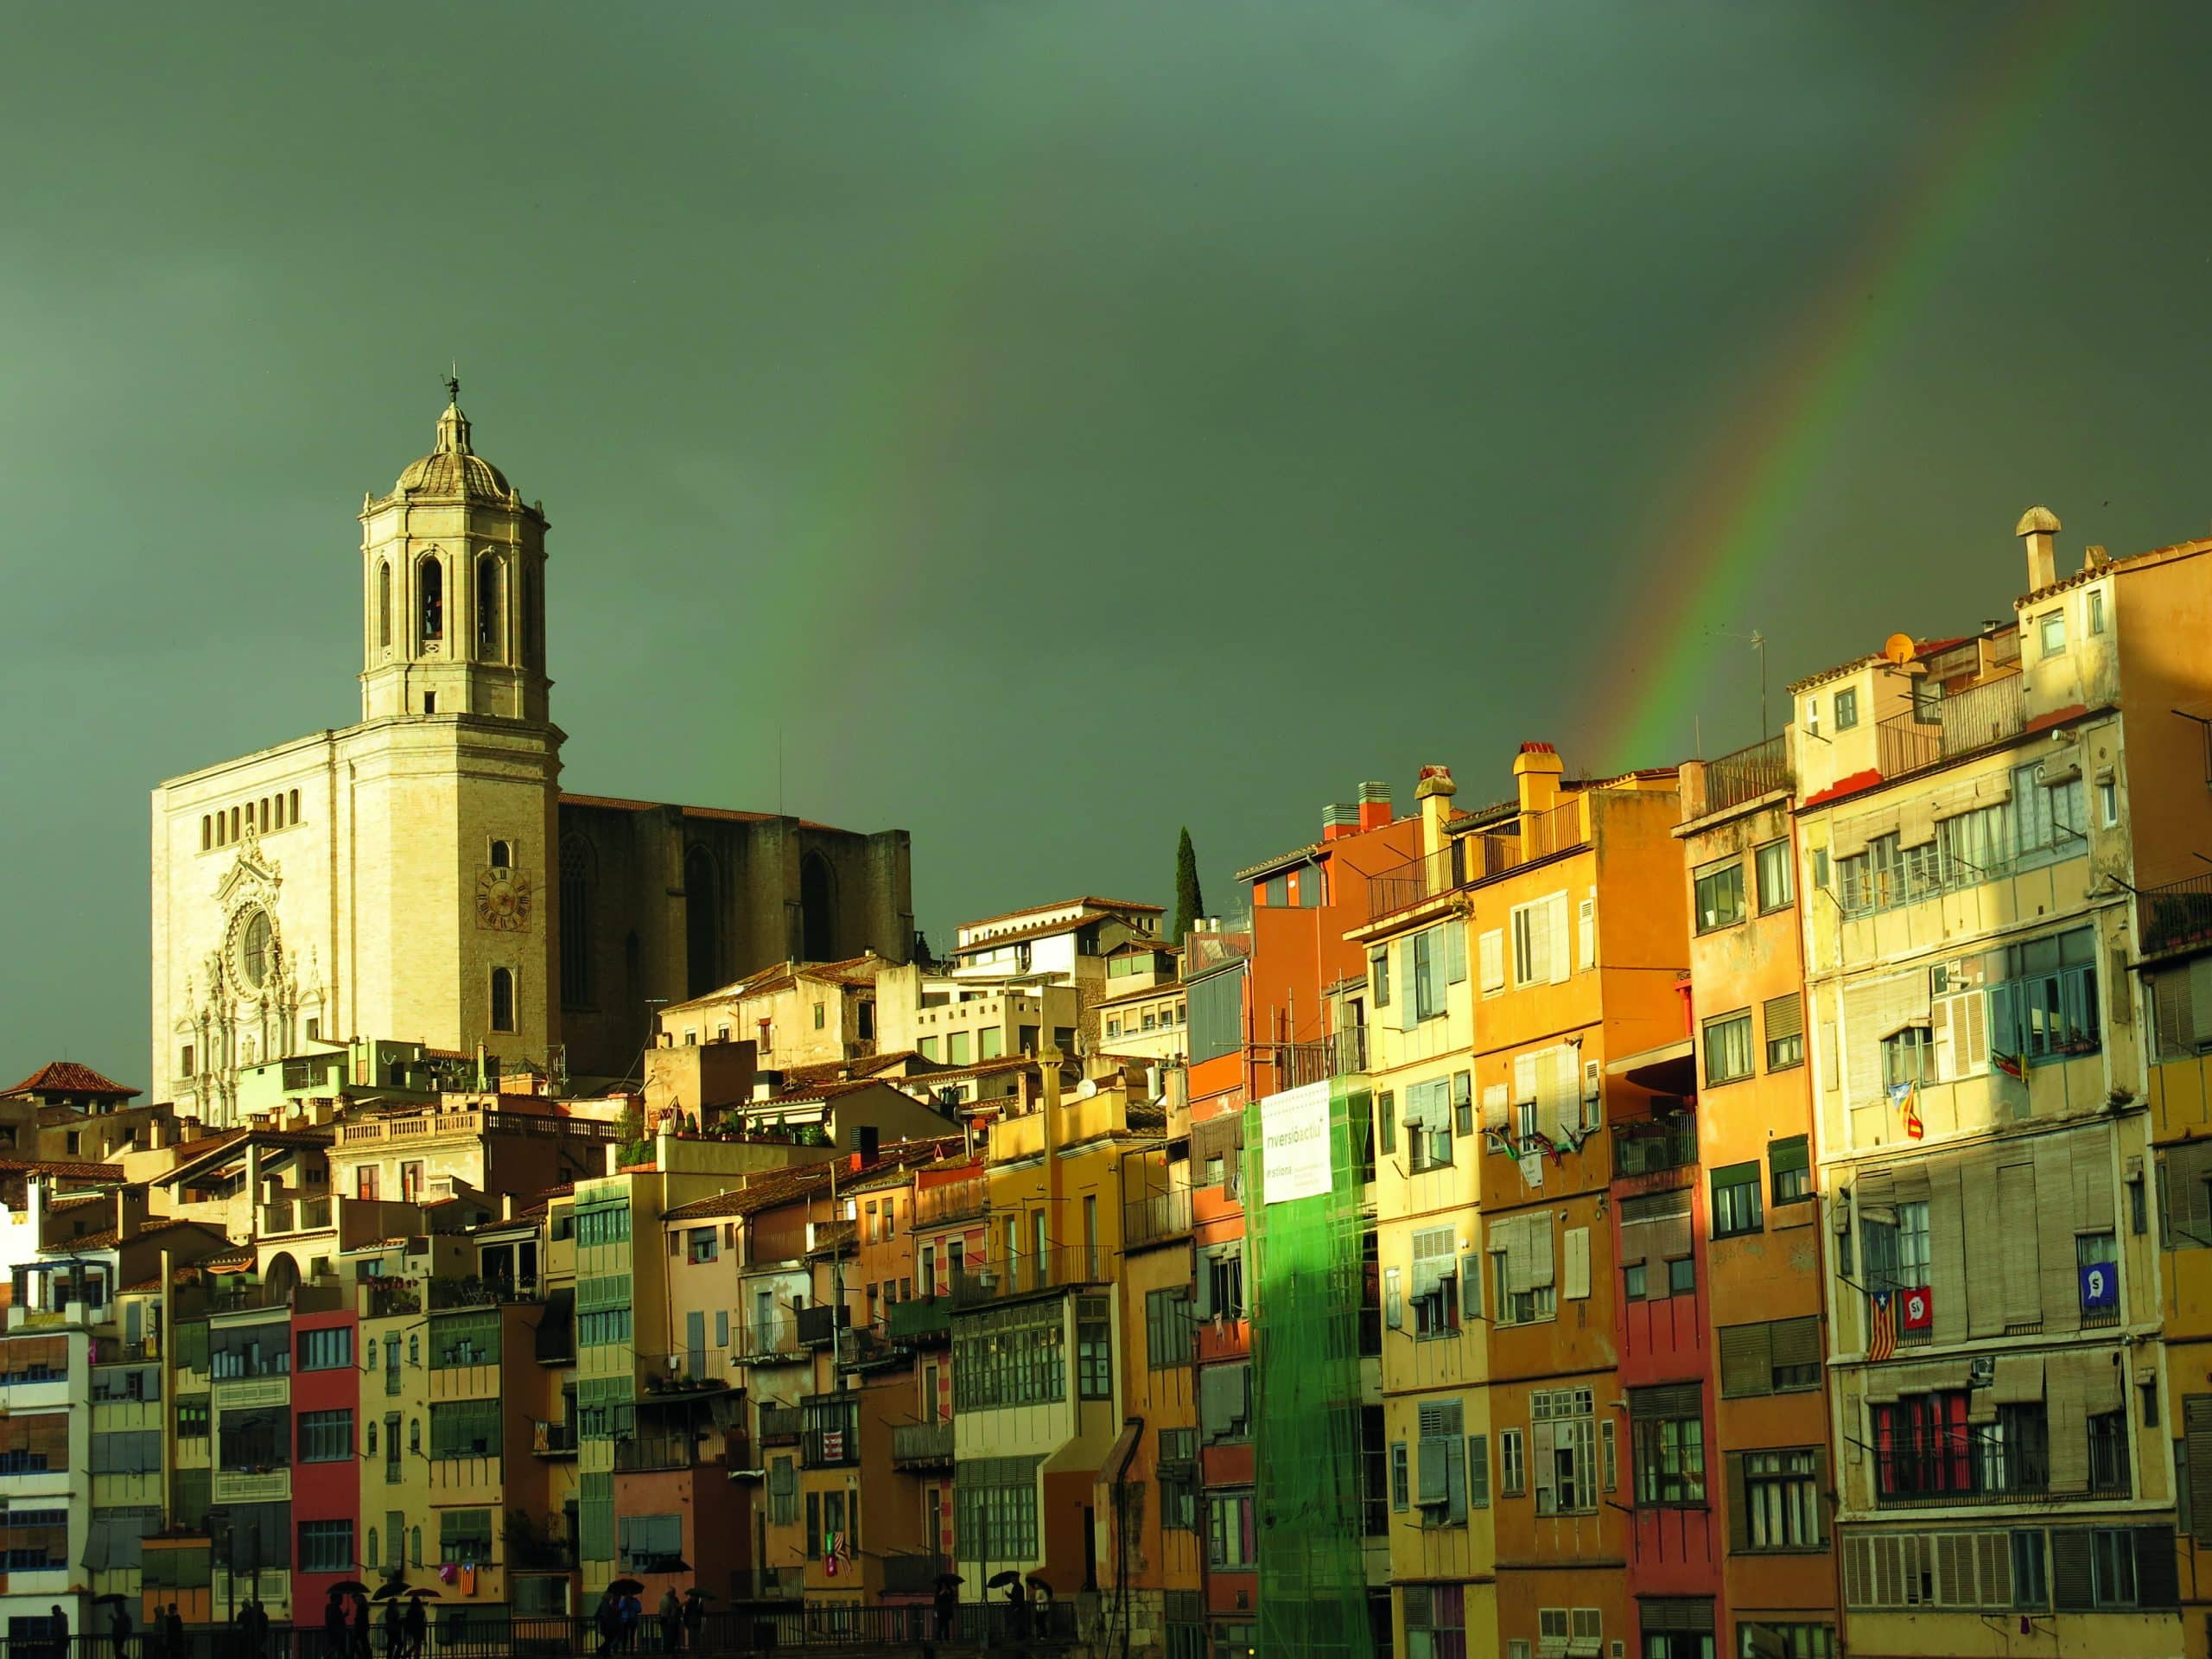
[444,364,461,405]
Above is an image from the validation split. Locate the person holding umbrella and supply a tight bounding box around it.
[655,1588,680,1654]
[679,1592,703,1654]
[322,1591,347,1659]
[380,1596,401,1659]
[592,1591,620,1658]
[162,1605,183,1659]
[110,1598,134,1659]
[402,1595,427,1659]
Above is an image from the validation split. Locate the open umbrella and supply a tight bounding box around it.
[986,1570,1021,1590]
[370,1583,410,1603]
[328,1583,372,1599]
[92,1595,129,1607]
[403,1590,442,1600]
[607,1579,645,1598]
[683,1589,713,1600]
[1026,1575,1054,1600]
[935,1573,964,1588]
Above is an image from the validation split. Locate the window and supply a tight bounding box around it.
[1145,1288,1195,1370]
[298,1410,353,1463]
[417,555,443,643]
[2039,610,2067,657]
[1404,1077,1454,1174]
[488,839,511,870]
[1695,860,1746,932]
[490,967,515,1033]
[2091,1527,2137,1606]
[1410,1228,1459,1338]
[688,1228,718,1265]
[1880,1021,1933,1089]
[948,1030,972,1065]
[1531,1387,1597,1515]
[298,1519,353,1574]
[1414,1399,1468,1526]
[177,1402,210,1441]
[1370,947,1391,1008]
[1769,1136,1810,1205]
[1410,928,1450,1022]
[1402,1585,1465,1659]
[1988,927,2100,1064]
[2087,588,2106,635]
[1160,1429,1198,1530]
[1510,893,1567,986]
[953,1301,1065,1410]
[1376,1090,1395,1158]
[1205,1491,1255,1568]
[1711,1162,1762,1238]
[1631,1390,1706,1508]
[1861,1198,1929,1295]
[1077,1307,1112,1400]
[1498,1428,1526,1495]
[1703,1012,1753,1086]
[1751,837,1795,912]
[1202,1245,1245,1324]
[1106,1020,1122,1039]
[377,560,392,649]
[180,1044,195,1079]
[2087,1410,2128,1495]
[1740,1450,1821,1550]
[297,1325,353,1371]
[1764,993,1803,1071]
[2097,779,2119,827]
[1389,1442,1409,1512]
[1834,687,1859,729]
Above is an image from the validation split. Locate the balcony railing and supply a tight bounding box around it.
[796,1304,851,1347]
[1700,733,1791,817]
[948,1245,1109,1308]
[1124,1186,1196,1249]
[2142,874,2212,963]
[734,1317,806,1365]
[759,1404,804,1445]
[1613,1116,1699,1179]
[365,1281,421,1318]
[1875,672,2026,783]
[531,1421,577,1458]
[836,1325,899,1371]
[1274,1027,1367,1089]
[428,1274,540,1310]
[890,1420,953,1469]
[1368,804,1588,923]
[1874,1451,2052,1509]
[885,1295,950,1346]
[913,1175,988,1229]
[613,1433,692,1473]
[259,1197,332,1236]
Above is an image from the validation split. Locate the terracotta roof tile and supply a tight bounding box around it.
[55,1216,210,1252]
[0,1157,126,1183]
[2,1062,140,1100]
[658,1140,957,1223]
[959,895,1162,931]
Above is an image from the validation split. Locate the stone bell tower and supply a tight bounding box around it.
[359,385,553,724]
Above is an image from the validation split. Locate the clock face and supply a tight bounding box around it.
[475,868,533,931]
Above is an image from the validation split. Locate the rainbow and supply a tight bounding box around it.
[1586,0,2092,773]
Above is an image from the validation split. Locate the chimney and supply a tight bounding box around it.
[1320,803,1360,842]
[1414,767,1457,855]
[1514,742,1564,817]
[1357,780,1392,832]
[2083,543,2109,570]
[2017,505,2060,590]
[117,1185,146,1243]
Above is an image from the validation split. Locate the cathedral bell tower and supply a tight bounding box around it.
[360,384,552,724]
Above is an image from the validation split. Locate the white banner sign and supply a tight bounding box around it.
[1259,1081,1332,1205]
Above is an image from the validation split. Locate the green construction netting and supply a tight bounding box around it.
[1245,1080,1376,1659]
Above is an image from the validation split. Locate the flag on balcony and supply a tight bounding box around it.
[1993,1050,2027,1083]
[1866,1289,1897,1363]
[1886,1081,1923,1141]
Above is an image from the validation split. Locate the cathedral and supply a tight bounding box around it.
[150,391,915,1122]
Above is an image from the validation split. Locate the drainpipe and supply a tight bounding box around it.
[1108,1414,1143,1659]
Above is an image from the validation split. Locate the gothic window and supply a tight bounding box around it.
[418,555,444,645]
[684,845,720,997]
[801,850,837,962]
[560,836,596,1010]
[476,554,503,661]
[377,560,392,650]
[490,841,512,870]
[490,969,516,1034]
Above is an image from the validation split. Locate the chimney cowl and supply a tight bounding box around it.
[1357,780,1390,804]
[1414,766,1457,800]
[2018,505,2060,591]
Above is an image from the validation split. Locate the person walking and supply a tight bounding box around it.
[49,1602,68,1659]
[112,1602,134,1659]
[617,1593,639,1655]
[592,1593,619,1659]
[349,1594,370,1659]
[655,1590,679,1655]
[322,1592,346,1659]
[679,1593,702,1656]
[401,1599,425,1659]
[162,1606,183,1659]
[380,1599,401,1659]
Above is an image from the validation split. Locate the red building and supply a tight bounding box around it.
[290,1306,363,1611]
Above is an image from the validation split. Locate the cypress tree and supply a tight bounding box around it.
[1172,827,1205,944]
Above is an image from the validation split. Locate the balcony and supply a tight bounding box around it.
[913,1173,988,1229]
[1125,1186,1196,1250]
[336,1109,620,1147]
[613,1433,692,1473]
[796,1304,851,1347]
[733,1318,805,1365]
[836,1324,899,1372]
[429,1274,540,1310]
[1367,803,1586,923]
[531,1421,577,1458]
[885,1295,950,1346]
[890,1420,953,1470]
[365,1281,422,1318]
[1612,1116,1699,1180]
[2141,874,2212,963]
[1873,672,2026,783]
[1697,732,1792,817]
[949,1246,1109,1308]
[759,1404,804,1445]
[642,1352,731,1396]
[1273,1027,1366,1089]
[259,1197,332,1236]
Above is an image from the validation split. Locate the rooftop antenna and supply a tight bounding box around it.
[1707,628,1768,740]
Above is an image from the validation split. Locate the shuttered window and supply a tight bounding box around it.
[1186,969,1243,1065]
[1478,929,1505,995]
[2158,1141,2212,1252]
[1414,1399,1467,1525]
[1764,992,1804,1071]
[1718,1316,1820,1397]
[1466,1433,1490,1510]
[1770,1135,1811,1204]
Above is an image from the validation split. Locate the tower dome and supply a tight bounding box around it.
[390,393,517,503]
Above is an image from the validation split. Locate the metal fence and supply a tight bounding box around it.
[1700,733,1790,817]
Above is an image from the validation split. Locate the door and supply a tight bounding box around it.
[400,1160,424,1203]
[686,1311,707,1381]
[1083,1195,1099,1279]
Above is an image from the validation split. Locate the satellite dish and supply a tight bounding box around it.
[1075,1079,1098,1099]
[1882,632,1916,667]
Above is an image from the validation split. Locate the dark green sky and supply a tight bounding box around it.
[7,3,2211,1082]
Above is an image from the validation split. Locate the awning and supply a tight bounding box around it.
[1605,1039,1695,1096]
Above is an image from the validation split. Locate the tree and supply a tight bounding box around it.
[1172,826,1205,944]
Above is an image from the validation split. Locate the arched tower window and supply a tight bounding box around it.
[560,835,596,1010]
[801,850,837,962]
[376,561,392,650]
[417,556,444,645]
[490,840,512,870]
[476,553,503,661]
[684,845,720,997]
[490,968,515,1033]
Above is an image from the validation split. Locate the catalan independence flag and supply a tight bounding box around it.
[1993,1050,2028,1083]
[1867,1289,1897,1363]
